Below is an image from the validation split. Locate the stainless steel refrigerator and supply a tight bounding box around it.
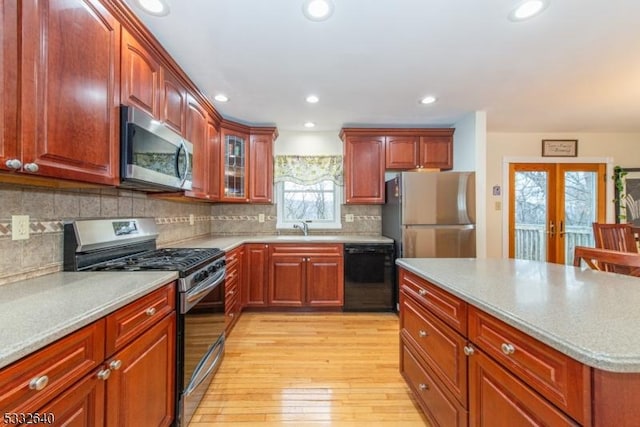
[382,171,476,259]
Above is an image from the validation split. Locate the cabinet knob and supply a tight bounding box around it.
[418,330,428,338]
[109,359,123,371]
[418,383,429,391]
[418,288,427,296]
[501,343,516,355]
[96,368,111,381]
[23,163,39,173]
[29,375,49,391]
[145,307,157,316]
[463,345,475,356]
[5,159,22,170]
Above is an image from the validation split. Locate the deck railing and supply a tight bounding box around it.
[515,224,594,264]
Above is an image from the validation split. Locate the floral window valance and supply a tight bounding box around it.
[274,155,343,185]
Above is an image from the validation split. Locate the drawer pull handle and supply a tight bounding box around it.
[418,330,428,338]
[5,159,22,170]
[109,359,123,371]
[24,162,39,173]
[418,383,429,391]
[29,375,49,391]
[501,343,516,355]
[145,307,157,316]
[463,345,475,356]
[418,289,427,296]
[97,368,111,381]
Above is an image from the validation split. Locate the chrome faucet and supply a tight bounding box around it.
[293,221,309,236]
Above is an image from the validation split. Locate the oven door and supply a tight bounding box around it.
[120,104,193,191]
[179,269,226,427]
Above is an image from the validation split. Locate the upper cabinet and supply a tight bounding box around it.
[386,129,454,170]
[121,29,161,119]
[183,93,209,199]
[0,1,18,173]
[219,122,277,203]
[160,69,187,136]
[341,133,386,204]
[12,0,120,185]
[207,117,221,201]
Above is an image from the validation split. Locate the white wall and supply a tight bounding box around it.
[485,132,640,258]
[454,112,487,258]
[275,130,342,155]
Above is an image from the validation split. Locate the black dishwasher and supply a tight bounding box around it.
[343,243,395,311]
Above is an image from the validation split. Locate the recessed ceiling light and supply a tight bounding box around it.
[304,121,316,128]
[420,96,437,105]
[302,0,334,22]
[306,95,320,104]
[509,0,548,21]
[136,0,170,16]
[214,94,229,103]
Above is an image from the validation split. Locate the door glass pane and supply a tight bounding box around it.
[514,171,548,261]
[564,171,597,265]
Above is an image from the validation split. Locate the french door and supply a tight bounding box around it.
[509,163,606,264]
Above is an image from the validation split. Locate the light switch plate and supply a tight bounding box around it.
[345,214,354,223]
[12,215,30,240]
[258,214,265,223]
[189,214,195,226]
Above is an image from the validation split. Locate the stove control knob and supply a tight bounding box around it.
[208,265,217,274]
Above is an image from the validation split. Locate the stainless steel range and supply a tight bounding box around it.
[63,218,226,427]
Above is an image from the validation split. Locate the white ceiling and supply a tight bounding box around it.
[123,0,640,133]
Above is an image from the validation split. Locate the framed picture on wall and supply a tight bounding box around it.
[541,139,578,157]
[615,167,640,225]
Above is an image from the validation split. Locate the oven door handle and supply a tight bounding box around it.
[184,335,225,395]
[184,268,225,309]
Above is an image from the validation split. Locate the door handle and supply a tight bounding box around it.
[548,220,555,237]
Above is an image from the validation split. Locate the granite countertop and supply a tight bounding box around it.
[397,258,640,373]
[166,234,394,252]
[0,271,178,370]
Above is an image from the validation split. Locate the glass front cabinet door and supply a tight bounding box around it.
[221,127,249,201]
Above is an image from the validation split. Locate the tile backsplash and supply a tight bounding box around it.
[0,183,382,285]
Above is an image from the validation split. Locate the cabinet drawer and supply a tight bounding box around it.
[401,291,467,405]
[0,320,104,416]
[106,282,176,356]
[225,247,242,270]
[401,343,468,427]
[468,307,590,425]
[469,348,579,427]
[400,269,467,334]
[270,243,343,257]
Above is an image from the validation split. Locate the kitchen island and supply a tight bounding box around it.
[397,258,640,427]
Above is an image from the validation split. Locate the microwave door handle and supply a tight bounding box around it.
[179,139,190,188]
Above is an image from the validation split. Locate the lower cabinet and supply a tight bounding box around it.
[0,282,176,427]
[243,244,269,308]
[268,244,344,308]
[225,246,243,334]
[398,268,592,427]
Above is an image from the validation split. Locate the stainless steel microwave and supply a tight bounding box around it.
[120,105,193,191]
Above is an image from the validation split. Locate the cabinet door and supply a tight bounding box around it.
[121,29,160,118]
[106,313,175,427]
[344,136,385,204]
[419,136,453,170]
[160,69,186,136]
[306,256,344,307]
[244,244,269,307]
[207,118,221,201]
[469,349,578,427]
[39,371,105,427]
[221,127,249,202]
[269,255,305,307]
[0,0,18,172]
[21,0,120,185]
[249,133,274,203]
[386,135,419,169]
[184,94,209,199]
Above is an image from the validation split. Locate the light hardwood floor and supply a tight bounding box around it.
[188,312,430,426]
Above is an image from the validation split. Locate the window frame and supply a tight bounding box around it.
[275,180,343,230]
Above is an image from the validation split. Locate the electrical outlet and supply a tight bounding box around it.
[345,214,354,223]
[258,214,265,223]
[494,201,502,211]
[189,214,195,226]
[12,215,30,240]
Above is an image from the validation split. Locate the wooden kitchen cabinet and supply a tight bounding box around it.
[269,244,344,307]
[385,135,419,169]
[0,282,176,427]
[225,246,244,334]
[419,134,453,170]
[243,244,269,307]
[121,28,161,119]
[13,0,120,185]
[160,68,187,136]
[342,134,386,204]
[385,130,454,170]
[0,1,18,174]
[183,93,209,200]
[207,117,221,201]
[249,128,277,203]
[220,123,249,202]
